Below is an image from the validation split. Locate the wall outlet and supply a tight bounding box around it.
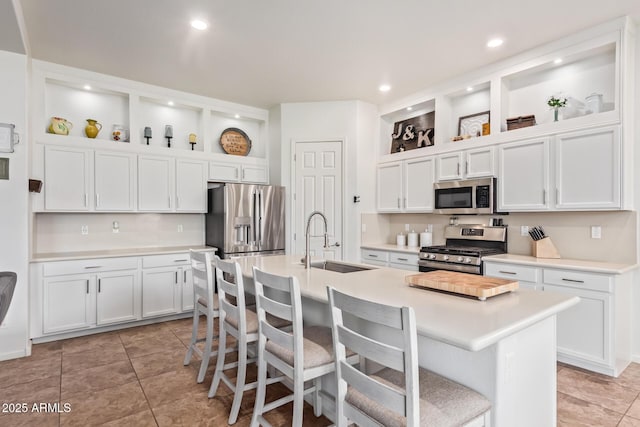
[177,224,183,232]
[361,223,366,233]
[112,221,119,233]
[520,226,529,236]
[405,224,410,232]
[81,225,89,235]
[591,225,602,239]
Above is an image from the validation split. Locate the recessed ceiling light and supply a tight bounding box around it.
[83,85,91,90]
[168,101,174,106]
[554,58,563,64]
[487,38,504,48]
[466,86,474,92]
[379,84,391,92]
[190,20,208,30]
[234,114,240,119]
[406,107,413,111]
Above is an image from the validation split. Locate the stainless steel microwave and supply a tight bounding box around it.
[434,177,496,214]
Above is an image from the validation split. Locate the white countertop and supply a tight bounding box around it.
[483,254,638,275]
[31,245,217,262]
[361,243,421,254]
[234,255,578,352]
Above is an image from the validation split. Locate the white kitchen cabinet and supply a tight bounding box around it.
[181,267,194,311]
[44,145,91,211]
[484,258,631,376]
[377,157,435,212]
[94,150,136,211]
[376,162,403,212]
[209,161,268,184]
[436,147,494,182]
[361,248,419,271]
[497,138,550,211]
[96,270,140,325]
[176,159,207,212]
[43,274,94,333]
[554,126,620,210]
[138,154,175,211]
[141,267,181,318]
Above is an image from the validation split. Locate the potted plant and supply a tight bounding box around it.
[547,96,568,122]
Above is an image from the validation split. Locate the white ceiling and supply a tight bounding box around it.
[8,1,640,108]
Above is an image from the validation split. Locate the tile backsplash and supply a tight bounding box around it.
[361,211,637,264]
[34,213,204,254]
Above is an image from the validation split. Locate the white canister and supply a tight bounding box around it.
[420,229,433,247]
[407,230,418,247]
[396,233,406,246]
[585,93,603,114]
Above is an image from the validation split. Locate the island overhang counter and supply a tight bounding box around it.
[232,255,578,427]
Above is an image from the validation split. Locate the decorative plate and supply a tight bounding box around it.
[220,128,252,156]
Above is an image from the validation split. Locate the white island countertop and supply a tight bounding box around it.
[360,244,421,254]
[484,253,637,275]
[234,255,578,352]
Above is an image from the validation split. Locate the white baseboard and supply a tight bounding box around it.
[631,354,640,364]
[0,348,29,362]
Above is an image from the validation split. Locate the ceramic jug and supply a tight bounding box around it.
[48,117,73,135]
[84,119,102,138]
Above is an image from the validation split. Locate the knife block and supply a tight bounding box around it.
[532,237,560,259]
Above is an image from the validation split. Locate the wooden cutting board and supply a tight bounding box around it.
[405,271,518,300]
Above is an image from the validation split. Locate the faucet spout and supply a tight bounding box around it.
[304,211,329,269]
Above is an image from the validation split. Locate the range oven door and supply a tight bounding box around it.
[418,260,482,275]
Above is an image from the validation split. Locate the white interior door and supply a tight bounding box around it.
[294,141,343,260]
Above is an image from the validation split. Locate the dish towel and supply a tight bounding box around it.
[0,272,17,326]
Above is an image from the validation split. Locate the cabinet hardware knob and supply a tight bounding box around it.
[84,266,101,269]
[499,270,516,275]
[175,271,178,284]
[561,278,584,283]
[98,279,101,293]
[173,259,188,262]
[369,254,378,258]
[86,280,89,294]
[397,257,408,261]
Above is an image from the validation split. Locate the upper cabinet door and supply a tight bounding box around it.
[44,146,91,211]
[138,155,175,211]
[94,151,136,211]
[376,162,403,212]
[404,157,435,212]
[176,159,207,212]
[209,162,240,182]
[465,147,494,178]
[437,152,463,181]
[498,138,550,211]
[555,126,620,210]
[241,164,268,184]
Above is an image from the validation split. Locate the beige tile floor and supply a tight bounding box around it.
[1,318,639,426]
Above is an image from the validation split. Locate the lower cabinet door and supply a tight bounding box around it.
[543,284,610,365]
[181,267,194,311]
[96,270,140,325]
[142,267,181,318]
[44,275,94,333]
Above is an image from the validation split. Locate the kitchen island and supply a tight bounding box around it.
[234,255,578,427]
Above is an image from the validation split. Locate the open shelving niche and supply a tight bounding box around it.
[33,60,269,163]
[376,20,626,165]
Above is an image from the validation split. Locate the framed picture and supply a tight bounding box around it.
[458,111,490,137]
[390,111,435,153]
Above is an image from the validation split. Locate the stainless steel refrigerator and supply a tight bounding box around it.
[206,183,286,259]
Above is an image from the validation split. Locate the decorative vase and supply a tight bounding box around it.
[111,124,129,142]
[85,119,102,138]
[553,108,559,122]
[48,117,73,135]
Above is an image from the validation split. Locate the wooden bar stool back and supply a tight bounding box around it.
[183,250,219,383]
[208,257,259,425]
[251,267,337,427]
[327,286,492,427]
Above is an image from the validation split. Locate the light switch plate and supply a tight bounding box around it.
[591,226,602,239]
[0,158,8,180]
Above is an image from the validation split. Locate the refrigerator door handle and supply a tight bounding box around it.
[258,189,263,247]
[253,189,258,244]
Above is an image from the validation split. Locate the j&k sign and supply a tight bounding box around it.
[390,111,435,153]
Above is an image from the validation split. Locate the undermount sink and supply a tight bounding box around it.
[310,260,374,273]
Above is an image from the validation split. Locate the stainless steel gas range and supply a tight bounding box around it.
[419,224,507,275]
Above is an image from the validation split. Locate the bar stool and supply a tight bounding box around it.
[208,257,259,425]
[183,250,219,383]
[327,286,492,427]
[251,267,341,427]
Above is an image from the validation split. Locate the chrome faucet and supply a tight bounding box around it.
[304,211,329,269]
